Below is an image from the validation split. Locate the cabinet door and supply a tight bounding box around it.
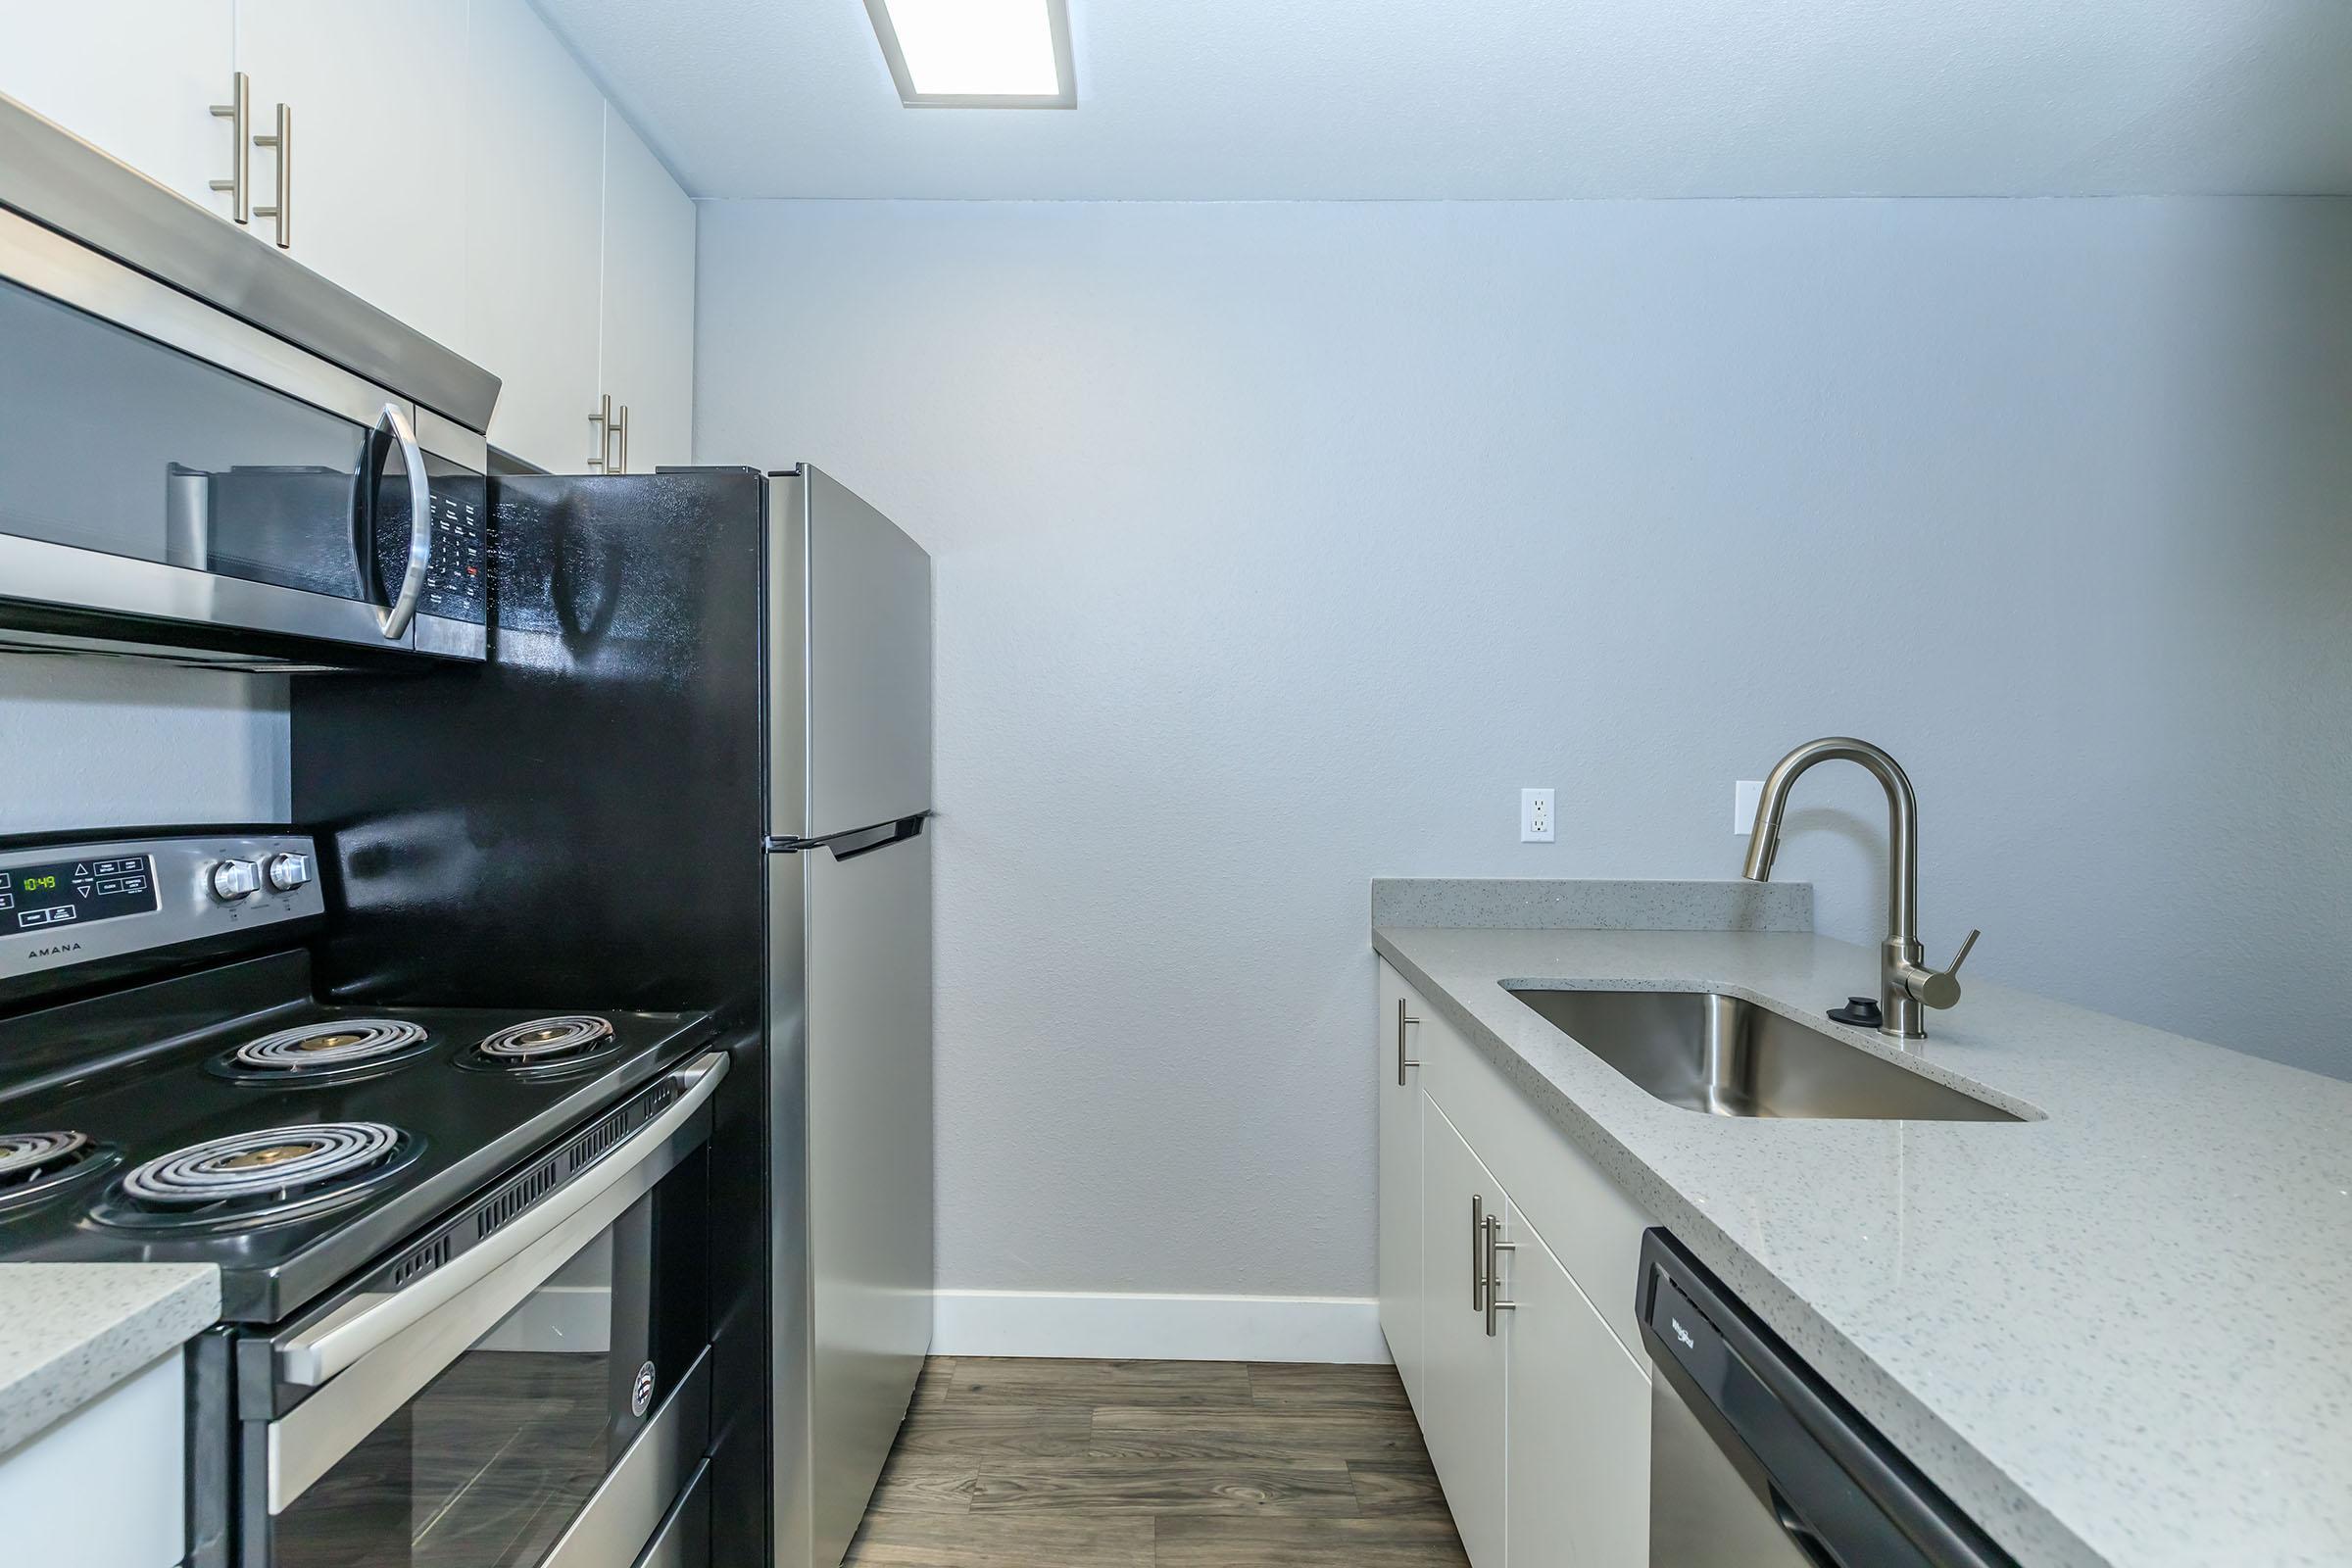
[464,0,605,471]
[1419,1098,1507,1568]
[1502,1200,1650,1568]
[0,0,236,212]
[232,0,470,349]
[0,1348,184,1565]
[1377,961,1427,1404]
[596,106,696,472]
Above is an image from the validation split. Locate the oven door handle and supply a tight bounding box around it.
[276,1051,728,1388]
[265,1052,728,1515]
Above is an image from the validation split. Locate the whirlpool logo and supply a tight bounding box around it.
[632,1360,658,1418]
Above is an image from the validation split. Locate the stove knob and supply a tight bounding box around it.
[210,858,262,902]
[266,853,313,893]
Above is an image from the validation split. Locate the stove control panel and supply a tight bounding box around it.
[0,833,326,985]
[5,852,157,929]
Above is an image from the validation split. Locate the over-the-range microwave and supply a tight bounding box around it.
[0,94,502,668]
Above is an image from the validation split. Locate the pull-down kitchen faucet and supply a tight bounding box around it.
[1740,736,1978,1041]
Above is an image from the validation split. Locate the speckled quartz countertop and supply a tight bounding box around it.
[0,1263,219,1453]
[1373,915,2352,1568]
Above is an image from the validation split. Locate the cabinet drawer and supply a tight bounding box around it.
[1409,974,1654,1359]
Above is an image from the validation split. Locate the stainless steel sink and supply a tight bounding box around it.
[1506,988,2023,1122]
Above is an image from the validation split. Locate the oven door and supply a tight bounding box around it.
[238,1053,726,1568]
[0,218,489,666]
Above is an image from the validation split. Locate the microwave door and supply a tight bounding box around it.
[194,465,365,598]
[196,406,431,618]
[0,266,485,665]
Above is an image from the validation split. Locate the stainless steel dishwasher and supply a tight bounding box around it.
[1636,1231,2018,1568]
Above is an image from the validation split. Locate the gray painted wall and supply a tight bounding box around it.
[0,662,286,835]
[699,195,2350,1300]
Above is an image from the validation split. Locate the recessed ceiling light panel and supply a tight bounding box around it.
[864,0,1075,108]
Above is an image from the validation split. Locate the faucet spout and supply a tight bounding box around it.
[1742,737,1968,1041]
[1740,737,1917,942]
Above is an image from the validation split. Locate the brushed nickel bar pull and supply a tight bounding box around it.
[1396,998,1419,1086]
[1470,1194,1485,1311]
[252,102,291,248]
[208,73,249,223]
[1485,1212,1516,1337]
[587,393,612,469]
[613,403,630,474]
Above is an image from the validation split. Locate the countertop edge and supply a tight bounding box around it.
[1371,925,2106,1568]
[0,1263,221,1457]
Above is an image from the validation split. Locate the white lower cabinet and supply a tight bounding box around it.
[1502,1200,1652,1568]
[1378,957,1652,1568]
[1377,960,1426,1401]
[1420,1098,1509,1567]
[0,1348,185,1565]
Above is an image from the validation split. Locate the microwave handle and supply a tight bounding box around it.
[372,403,433,638]
[276,1051,728,1389]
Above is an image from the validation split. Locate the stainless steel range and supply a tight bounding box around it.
[0,829,725,1568]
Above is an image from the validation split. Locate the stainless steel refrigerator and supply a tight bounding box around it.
[291,463,934,1568]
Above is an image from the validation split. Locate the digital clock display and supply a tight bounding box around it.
[1,854,157,931]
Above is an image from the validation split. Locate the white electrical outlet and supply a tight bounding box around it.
[1734,779,1764,834]
[1522,788,1555,843]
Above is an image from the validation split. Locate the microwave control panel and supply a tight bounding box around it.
[419,489,488,626]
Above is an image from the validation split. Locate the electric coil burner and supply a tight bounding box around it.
[0,1129,114,1208]
[95,1121,417,1231]
[210,1018,433,1083]
[463,1013,619,1074]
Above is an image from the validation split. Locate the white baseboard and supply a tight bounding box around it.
[931,1290,1390,1364]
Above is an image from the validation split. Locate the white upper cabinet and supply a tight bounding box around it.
[1,0,697,475]
[596,106,696,472]
[0,0,237,213]
[231,0,471,352]
[464,0,606,472]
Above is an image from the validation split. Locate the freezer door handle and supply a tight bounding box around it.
[763,810,930,860]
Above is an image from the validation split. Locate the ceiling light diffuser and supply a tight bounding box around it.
[863,0,1075,108]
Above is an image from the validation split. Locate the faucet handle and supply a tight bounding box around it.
[1910,929,1981,1010]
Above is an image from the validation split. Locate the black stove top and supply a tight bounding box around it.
[0,949,714,1323]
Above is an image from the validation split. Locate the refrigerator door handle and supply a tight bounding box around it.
[763,810,930,860]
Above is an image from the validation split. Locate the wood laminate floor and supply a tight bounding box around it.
[843,1358,1471,1567]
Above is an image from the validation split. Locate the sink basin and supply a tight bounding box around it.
[1506,988,2023,1122]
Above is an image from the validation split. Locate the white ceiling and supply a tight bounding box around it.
[532,0,2352,200]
